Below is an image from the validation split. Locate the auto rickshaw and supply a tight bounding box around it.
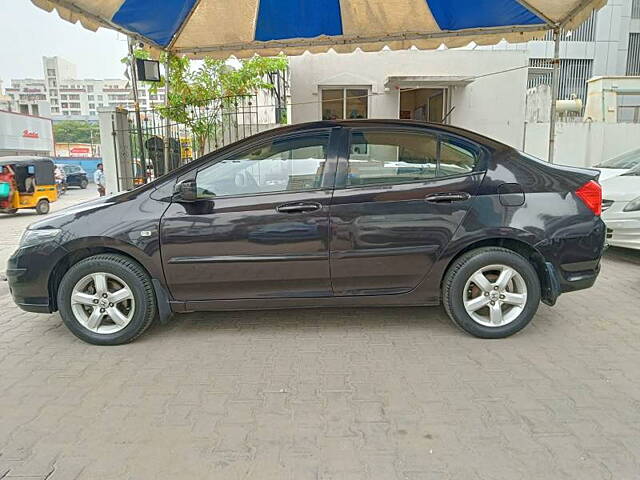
[0,156,58,215]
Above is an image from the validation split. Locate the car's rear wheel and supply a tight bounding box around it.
[80,179,88,189]
[35,199,49,215]
[57,254,156,345]
[442,247,541,338]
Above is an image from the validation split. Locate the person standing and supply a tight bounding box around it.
[0,165,16,209]
[94,163,106,197]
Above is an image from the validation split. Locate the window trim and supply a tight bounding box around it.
[189,128,340,200]
[335,127,485,190]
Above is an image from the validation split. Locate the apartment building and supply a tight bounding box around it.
[5,56,166,121]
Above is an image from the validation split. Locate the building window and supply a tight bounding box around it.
[20,105,29,114]
[627,34,640,75]
[61,102,68,108]
[51,107,59,113]
[87,85,94,93]
[321,88,369,120]
[61,95,67,100]
[50,89,57,97]
[47,68,56,76]
[97,95,103,101]
[632,0,640,19]
[89,103,95,109]
[540,11,597,42]
[88,95,94,101]
[528,58,593,109]
[618,93,640,123]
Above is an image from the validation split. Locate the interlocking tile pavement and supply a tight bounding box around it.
[1,190,639,479]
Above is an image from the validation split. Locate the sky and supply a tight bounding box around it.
[0,0,129,87]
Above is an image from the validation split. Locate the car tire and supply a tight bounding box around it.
[57,254,157,345]
[35,199,50,215]
[442,247,541,339]
[80,179,88,189]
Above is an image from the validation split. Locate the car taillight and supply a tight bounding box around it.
[576,180,602,216]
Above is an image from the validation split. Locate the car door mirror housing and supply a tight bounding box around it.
[174,179,198,202]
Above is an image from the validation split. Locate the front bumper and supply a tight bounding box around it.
[602,203,640,251]
[6,242,66,313]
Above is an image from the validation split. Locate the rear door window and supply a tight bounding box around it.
[346,129,478,187]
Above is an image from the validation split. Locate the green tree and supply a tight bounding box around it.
[53,121,100,144]
[153,53,288,157]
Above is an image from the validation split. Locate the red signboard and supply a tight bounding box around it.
[22,129,39,139]
[70,147,90,154]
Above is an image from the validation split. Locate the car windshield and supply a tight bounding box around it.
[594,148,640,169]
[621,164,640,176]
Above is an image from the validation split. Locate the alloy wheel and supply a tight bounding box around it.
[462,264,528,327]
[70,272,135,334]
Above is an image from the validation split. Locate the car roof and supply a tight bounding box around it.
[0,156,54,166]
[241,119,509,151]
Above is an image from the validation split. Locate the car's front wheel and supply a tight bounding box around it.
[442,247,541,338]
[57,254,156,345]
[80,179,88,189]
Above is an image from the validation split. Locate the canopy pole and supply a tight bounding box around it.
[163,55,171,176]
[128,37,146,178]
[548,27,561,164]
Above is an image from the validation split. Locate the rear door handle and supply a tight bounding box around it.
[276,202,322,213]
[424,192,471,203]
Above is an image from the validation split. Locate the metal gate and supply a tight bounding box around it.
[111,83,287,188]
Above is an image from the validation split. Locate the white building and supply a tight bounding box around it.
[290,49,529,148]
[0,110,54,157]
[5,56,167,121]
[485,0,640,107]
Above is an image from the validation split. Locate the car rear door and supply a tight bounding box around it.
[329,126,485,296]
[160,128,339,301]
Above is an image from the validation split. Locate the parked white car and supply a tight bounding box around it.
[601,166,640,250]
[593,147,640,181]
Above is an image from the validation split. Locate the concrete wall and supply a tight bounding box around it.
[289,49,529,148]
[524,122,640,167]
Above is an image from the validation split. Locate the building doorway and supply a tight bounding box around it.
[399,88,447,123]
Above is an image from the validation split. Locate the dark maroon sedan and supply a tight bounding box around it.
[7,120,605,345]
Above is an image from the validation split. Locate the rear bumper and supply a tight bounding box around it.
[536,218,606,305]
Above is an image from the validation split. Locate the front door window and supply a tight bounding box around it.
[195,133,329,198]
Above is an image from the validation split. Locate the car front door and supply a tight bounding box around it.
[160,128,339,301]
[329,127,485,296]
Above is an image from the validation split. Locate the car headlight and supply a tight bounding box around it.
[20,229,61,248]
[623,196,640,212]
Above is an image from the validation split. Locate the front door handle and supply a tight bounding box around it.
[276,202,322,213]
[424,192,471,203]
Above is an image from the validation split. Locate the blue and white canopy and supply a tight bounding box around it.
[32,0,607,57]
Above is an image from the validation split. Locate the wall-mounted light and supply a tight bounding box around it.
[136,59,161,82]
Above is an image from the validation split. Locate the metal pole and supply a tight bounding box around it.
[163,55,171,175]
[128,37,146,177]
[89,125,94,157]
[548,27,561,164]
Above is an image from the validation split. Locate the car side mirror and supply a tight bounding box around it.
[174,179,197,202]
